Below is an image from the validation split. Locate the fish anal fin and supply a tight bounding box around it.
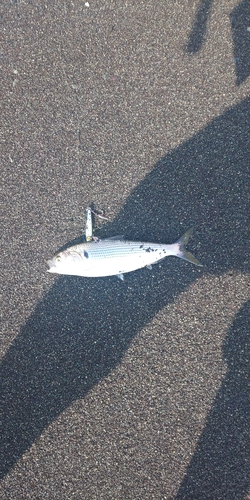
[117,273,124,281]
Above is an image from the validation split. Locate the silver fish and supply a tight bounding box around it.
[47,228,202,280]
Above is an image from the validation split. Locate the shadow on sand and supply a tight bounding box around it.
[1,97,249,500]
[186,0,250,86]
[176,300,250,500]
[186,0,214,54]
[230,0,250,86]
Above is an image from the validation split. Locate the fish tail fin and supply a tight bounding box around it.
[175,228,203,267]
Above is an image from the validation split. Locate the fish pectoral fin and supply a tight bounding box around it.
[146,264,152,270]
[104,235,124,241]
[117,273,124,281]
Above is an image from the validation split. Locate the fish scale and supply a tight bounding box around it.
[78,240,163,259]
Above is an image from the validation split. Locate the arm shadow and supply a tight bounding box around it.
[1,97,249,479]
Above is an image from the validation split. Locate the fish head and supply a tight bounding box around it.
[47,249,86,275]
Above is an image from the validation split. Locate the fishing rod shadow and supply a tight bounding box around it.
[176,300,250,500]
[1,97,249,479]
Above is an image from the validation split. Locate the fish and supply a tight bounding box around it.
[47,227,202,280]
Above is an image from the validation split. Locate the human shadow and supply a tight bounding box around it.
[186,0,214,54]
[1,96,249,479]
[186,0,250,87]
[176,300,250,500]
[230,0,250,85]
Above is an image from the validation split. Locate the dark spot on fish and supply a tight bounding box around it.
[145,247,151,252]
[140,245,143,248]
[163,249,166,254]
[84,250,89,258]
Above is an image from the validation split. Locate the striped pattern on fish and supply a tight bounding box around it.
[47,228,202,280]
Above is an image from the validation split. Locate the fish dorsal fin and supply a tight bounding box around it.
[104,235,124,241]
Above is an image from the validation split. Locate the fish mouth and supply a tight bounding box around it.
[47,259,55,272]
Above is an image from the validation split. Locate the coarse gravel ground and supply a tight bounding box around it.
[1,0,250,499]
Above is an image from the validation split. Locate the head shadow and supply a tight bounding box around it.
[1,97,249,479]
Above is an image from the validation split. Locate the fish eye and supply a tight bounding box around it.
[55,255,61,262]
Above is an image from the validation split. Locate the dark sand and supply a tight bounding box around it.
[1,0,250,498]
